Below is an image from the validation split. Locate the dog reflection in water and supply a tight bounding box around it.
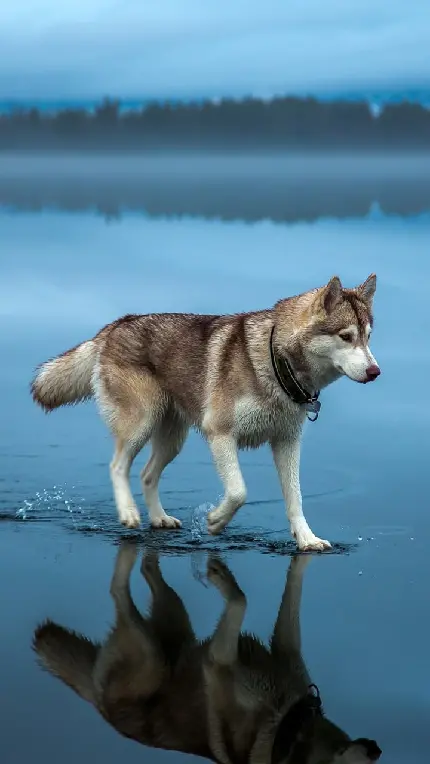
[33,546,381,763]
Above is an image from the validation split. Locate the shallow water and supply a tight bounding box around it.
[1,154,429,763]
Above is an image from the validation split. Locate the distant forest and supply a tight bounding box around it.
[1,96,430,150]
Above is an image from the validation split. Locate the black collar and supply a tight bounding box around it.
[270,326,321,422]
[271,684,323,764]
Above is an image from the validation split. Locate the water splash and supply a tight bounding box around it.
[16,500,33,521]
[15,484,86,527]
[190,501,213,542]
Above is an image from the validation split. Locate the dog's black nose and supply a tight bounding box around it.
[366,364,380,382]
[354,738,382,761]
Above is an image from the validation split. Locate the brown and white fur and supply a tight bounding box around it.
[31,274,380,551]
[33,544,382,763]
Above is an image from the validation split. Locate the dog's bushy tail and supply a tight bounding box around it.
[33,620,100,704]
[31,339,97,411]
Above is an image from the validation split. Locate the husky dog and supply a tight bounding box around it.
[33,545,382,763]
[31,274,379,551]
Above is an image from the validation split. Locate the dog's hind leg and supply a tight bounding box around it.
[110,436,149,529]
[140,411,189,529]
[93,542,166,701]
[99,367,166,529]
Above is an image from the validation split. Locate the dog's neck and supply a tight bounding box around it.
[272,334,340,399]
[248,686,324,764]
[272,296,342,395]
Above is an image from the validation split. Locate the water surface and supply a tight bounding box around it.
[1,154,429,763]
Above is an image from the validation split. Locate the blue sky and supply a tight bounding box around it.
[0,1,429,100]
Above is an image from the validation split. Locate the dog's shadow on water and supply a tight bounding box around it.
[33,543,381,763]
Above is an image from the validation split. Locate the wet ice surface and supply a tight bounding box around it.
[6,483,355,555]
[1,155,430,763]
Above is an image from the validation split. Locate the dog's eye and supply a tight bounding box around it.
[339,332,353,343]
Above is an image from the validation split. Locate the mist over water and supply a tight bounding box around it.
[1,152,429,763]
[2,153,430,222]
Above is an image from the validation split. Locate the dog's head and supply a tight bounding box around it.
[270,719,382,764]
[282,274,380,386]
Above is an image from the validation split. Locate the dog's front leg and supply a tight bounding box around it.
[204,557,248,762]
[271,437,331,552]
[270,554,312,688]
[206,434,247,535]
[206,556,246,664]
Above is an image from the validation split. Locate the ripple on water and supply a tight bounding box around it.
[2,488,356,556]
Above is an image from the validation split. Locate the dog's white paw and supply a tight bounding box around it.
[207,508,231,535]
[151,513,182,529]
[301,537,331,552]
[292,522,332,552]
[119,506,141,529]
[141,551,162,581]
[207,558,245,601]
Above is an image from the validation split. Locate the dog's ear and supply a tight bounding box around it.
[356,273,377,305]
[317,275,343,314]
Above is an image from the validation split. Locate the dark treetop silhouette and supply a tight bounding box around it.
[1,95,430,151]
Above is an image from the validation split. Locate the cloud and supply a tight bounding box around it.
[0,1,429,98]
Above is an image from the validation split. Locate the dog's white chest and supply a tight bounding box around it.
[233,394,294,448]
